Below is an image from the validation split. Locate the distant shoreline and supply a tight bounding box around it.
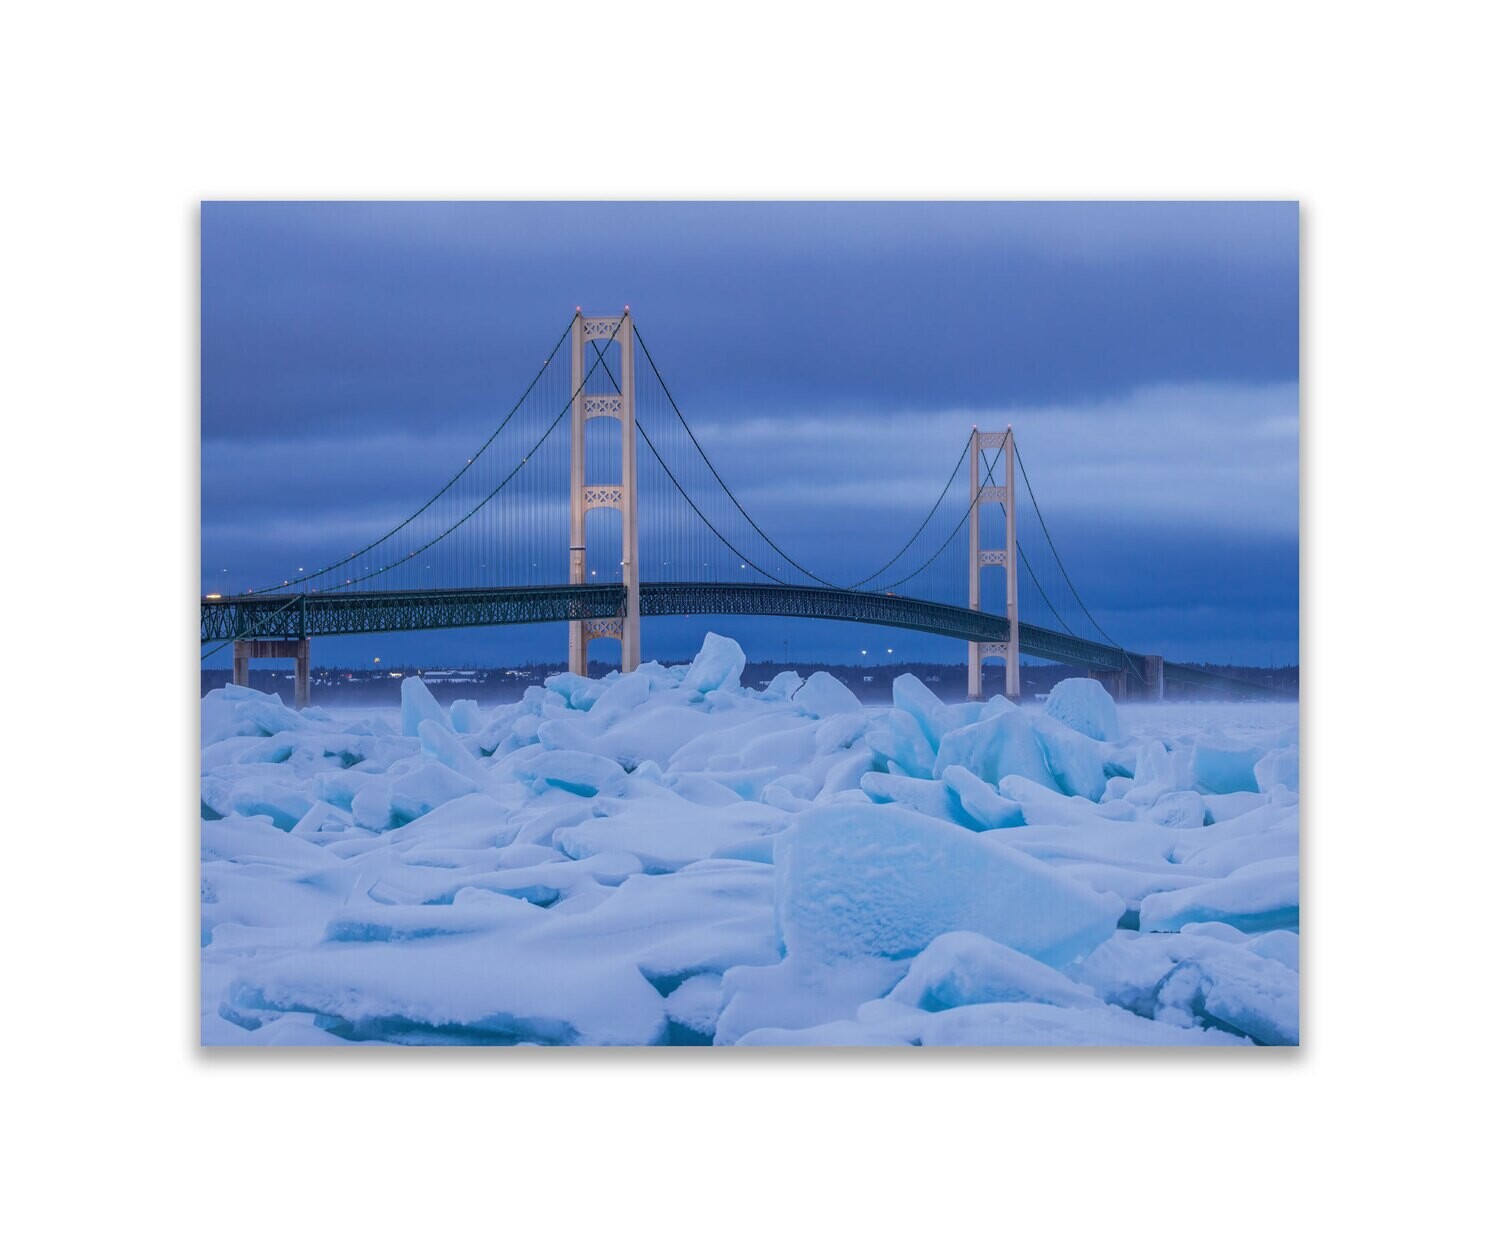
[202,659,1299,706]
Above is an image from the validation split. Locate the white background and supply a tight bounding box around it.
[4,2,1494,1241]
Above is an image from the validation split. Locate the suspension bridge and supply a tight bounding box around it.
[201,309,1267,708]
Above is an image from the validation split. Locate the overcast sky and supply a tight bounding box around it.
[201,201,1298,669]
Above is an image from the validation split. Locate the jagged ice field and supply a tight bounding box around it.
[201,632,1299,1047]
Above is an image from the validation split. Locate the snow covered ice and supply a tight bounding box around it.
[201,632,1299,1047]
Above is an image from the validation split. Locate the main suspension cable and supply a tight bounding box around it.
[876,448,1001,593]
[634,329,997,592]
[634,418,790,583]
[1013,441,1137,666]
[1017,542,1075,634]
[245,315,577,595]
[317,318,622,592]
[845,439,969,589]
[633,328,842,586]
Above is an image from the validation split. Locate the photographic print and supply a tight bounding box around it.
[200,201,1299,1047]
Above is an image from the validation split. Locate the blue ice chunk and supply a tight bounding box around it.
[979,694,1018,721]
[449,699,482,734]
[587,669,655,722]
[932,712,1058,791]
[417,719,491,785]
[761,671,803,700]
[941,765,1026,829]
[1044,678,1120,742]
[1139,857,1298,934]
[682,631,746,695]
[860,771,978,828]
[1079,930,1299,1045]
[710,836,779,864]
[775,803,1124,966]
[1148,790,1207,829]
[891,673,957,751]
[543,671,601,710]
[867,708,937,780]
[518,749,629,798]
[202,685,304,744]
[400,676,452,738]
[1191,740,1264,795]
[887,931,1104,1012]
[791,671,861,717]
[389,762,480,824]
[1254,747,1299,794]
[1032,717,1108,801]
[228,781,313,831]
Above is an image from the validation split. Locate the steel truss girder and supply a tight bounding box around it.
[199,581,1269,694]
[1159,661,1273,695]
[200,585,626,642]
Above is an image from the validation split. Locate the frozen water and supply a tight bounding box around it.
[762,670,802,700]
[224,936,670,1045]
[557,790,784,873]
[416,719,489,784]
[1139,857,1299,934]
[774,804,1125,966]
[860,771,977,827]
[544,671,600,711]
[886,931,1106,1012]
[202,684,304,745]
[941,765,1025,829]
[932,711,1057,791]
[867,708,938,780]
[716,953,906,1045]
[449,698,482,734]
[1255,746,1300,793]
[791,671,861,717]
[891,672,959,750]
[681,631,746,694]
[400,675,452,738]
[664,973,724,1040]
[911,1001,1251,1046]
[1191,739,1264,795]
[1078,929,1299,1045]
[1032,716,1108,801]
[203,636,1298,1046]
[1148,789,1207,829]
[1044,677,1120,742]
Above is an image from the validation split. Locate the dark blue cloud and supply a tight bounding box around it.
[202,201,1298,667]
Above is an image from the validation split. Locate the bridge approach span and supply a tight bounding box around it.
[201,582,1263,695]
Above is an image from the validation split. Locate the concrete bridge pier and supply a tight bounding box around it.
[1140,654,1165,702]
[1088,667,1129,702]
[1087,656,1164,703]
[233,638,311,709]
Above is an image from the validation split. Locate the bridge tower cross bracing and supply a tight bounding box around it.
[967,427,1020,701]
[569,309,641,675]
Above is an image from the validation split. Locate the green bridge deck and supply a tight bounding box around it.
[201,581,1271,696]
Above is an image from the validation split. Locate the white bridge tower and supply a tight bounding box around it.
[569,308,641,676]
[967,427,1020,701]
